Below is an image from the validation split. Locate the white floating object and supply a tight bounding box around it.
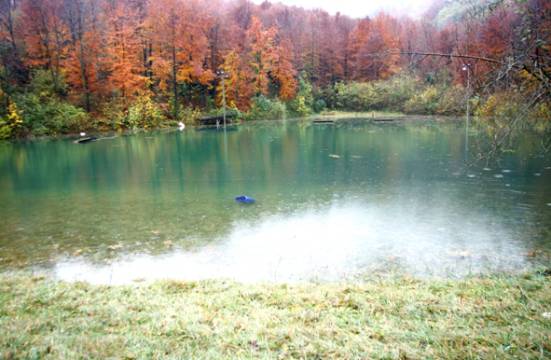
[178,122,185,131]
[467,174,476,178]
[80,132,86,137]
[494,174,504,179]
[483,167,492,171]
[502,169,512,173]
[329,154,340,159]
[547,203,551,207]
[534,173,541,177]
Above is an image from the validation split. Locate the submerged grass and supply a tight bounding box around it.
[0,272,550,359]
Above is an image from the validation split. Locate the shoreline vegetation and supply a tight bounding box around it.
[2,72,548,143]
[1,271,550,358]
[1,111,451,142]
[0,109,412,142]
[1,73,548,141]
[1,0,549,140]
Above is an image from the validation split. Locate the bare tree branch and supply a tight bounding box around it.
[398,51,550,89]
[399,51,502,65]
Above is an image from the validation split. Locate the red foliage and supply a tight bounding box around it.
[6,0,541,113]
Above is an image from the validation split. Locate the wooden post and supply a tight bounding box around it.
[463,64,470,157]
[217,69,229,131]
[222,76,227,131]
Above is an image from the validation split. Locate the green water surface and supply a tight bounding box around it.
[0,118,549,282]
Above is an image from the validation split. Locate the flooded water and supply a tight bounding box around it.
[0,118,550,283]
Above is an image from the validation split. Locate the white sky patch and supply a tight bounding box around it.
[251,0,434,19]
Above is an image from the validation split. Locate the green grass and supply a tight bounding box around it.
[1,272,550,359]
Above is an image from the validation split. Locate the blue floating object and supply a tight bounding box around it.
[235,195,255,204]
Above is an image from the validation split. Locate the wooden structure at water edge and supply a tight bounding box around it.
[311,117,402,125]
[372,118,399,123]
[312,119,335,124]
[198,114,237,127]
[74,136,97,144]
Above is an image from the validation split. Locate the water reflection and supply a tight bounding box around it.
[1,119,550,282]
[54,201,529,284]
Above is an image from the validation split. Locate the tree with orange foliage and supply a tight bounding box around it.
[349,13,400,81]
[333,12,355,83]
[317,11,344,86]
[20,0,67,92]
[481,15,511,59]
[0,0,27,89]
[246,16,278,96]
[216,50,254,110]
[103,0,147,104]
[175,2,214,88]
[147,0,214,118]
[0,0,17,53]
[218,16,296,109]
[63,0,103,111]
[347,18,370,80]
[271,38,297,100]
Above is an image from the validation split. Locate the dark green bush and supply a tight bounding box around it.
[435,85,467,115]
[0,70,88,137]
[29,69,67,97]
[313,99,327,113]
[246,95,287,120]
[14,94,88,136]
[404,86,439,114]
[328,74,468,115]
[404,85,467,115]
[332,74,418,112]
[205,106,243,121]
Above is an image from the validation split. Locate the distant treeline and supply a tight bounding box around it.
[0,0,549,137]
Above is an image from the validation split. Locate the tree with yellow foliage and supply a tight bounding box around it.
[0,99,23,139]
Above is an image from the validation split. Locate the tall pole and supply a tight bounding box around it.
[217,69,228,131]
[222,76,227,131]
[463,64,470,158]
[466,65,470,127]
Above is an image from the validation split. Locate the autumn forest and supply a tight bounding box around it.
[0,0,549,137]
[1,1,551,357]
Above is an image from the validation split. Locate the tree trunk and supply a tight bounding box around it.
[172,45,178,119]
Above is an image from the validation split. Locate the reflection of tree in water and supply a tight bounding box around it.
[1,121,550,270]
[470,107,551,168]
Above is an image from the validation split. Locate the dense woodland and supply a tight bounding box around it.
[0,0,549,138]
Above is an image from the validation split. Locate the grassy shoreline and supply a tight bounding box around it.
[6,111,456,143]
[1,272,550,359]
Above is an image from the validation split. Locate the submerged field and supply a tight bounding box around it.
[2,120,550,284]
[1,272,550,359]
[1,119,550,358]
